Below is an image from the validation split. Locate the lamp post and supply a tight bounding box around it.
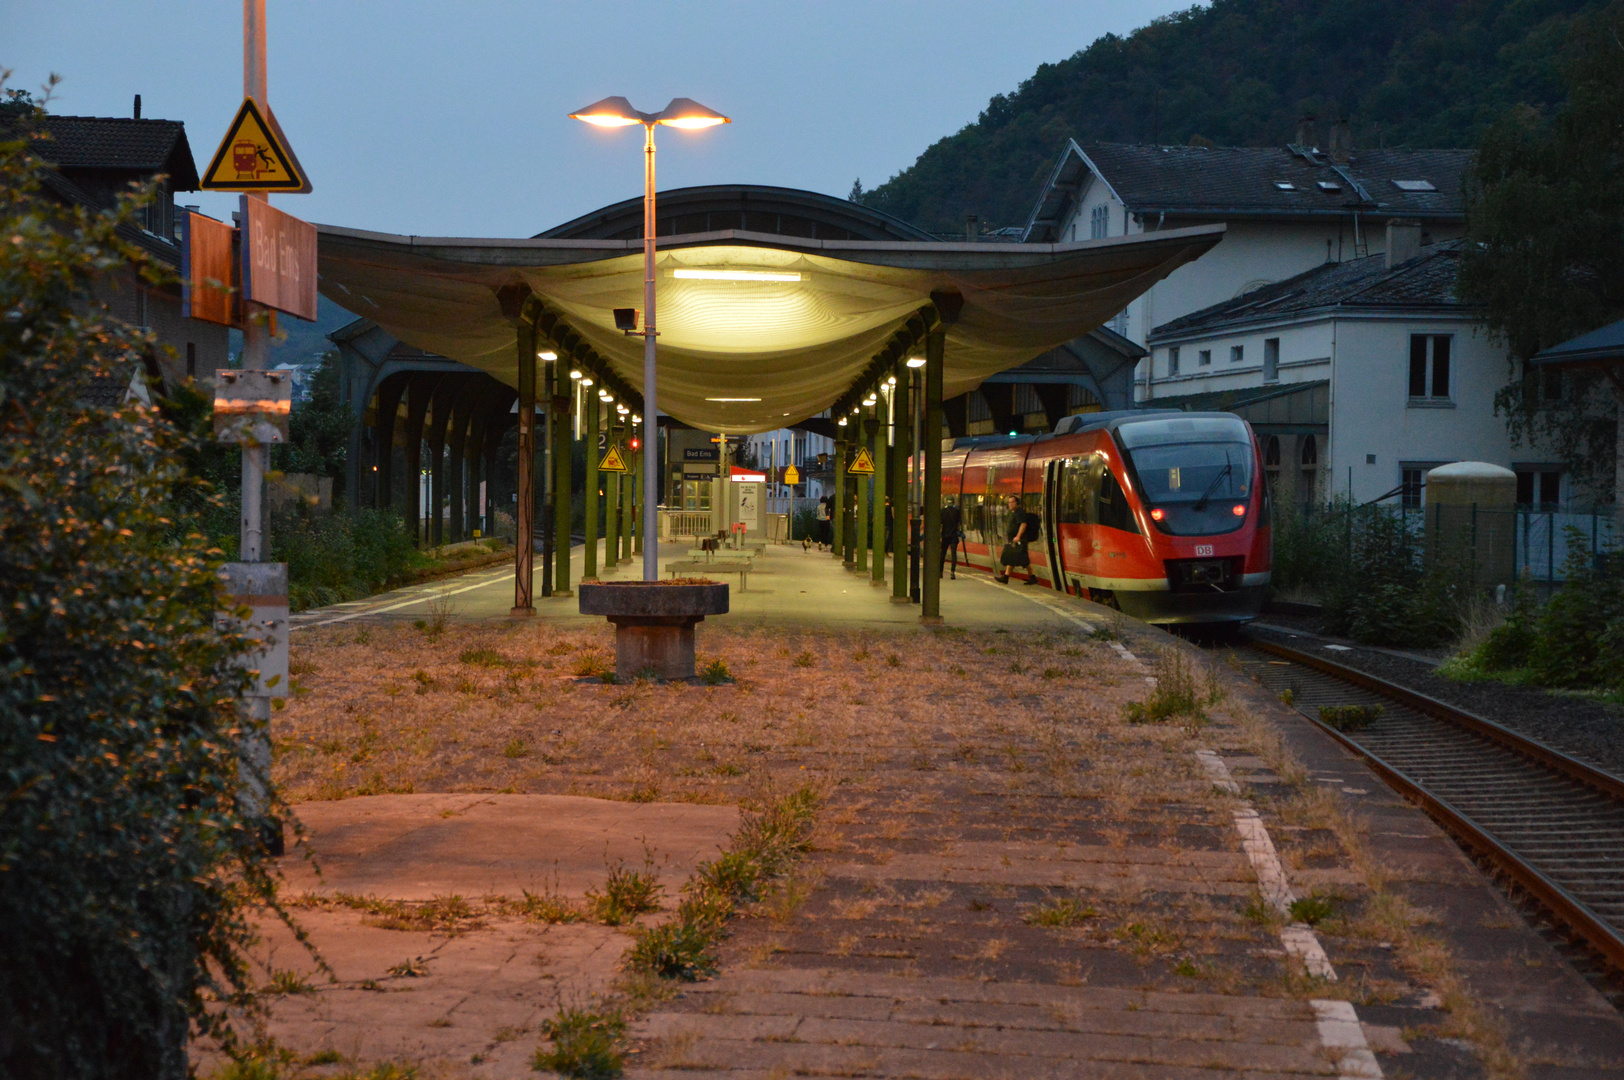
[571,96,730,580]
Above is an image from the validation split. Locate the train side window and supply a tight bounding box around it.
[1097,466,1139,533]
[961,493,982,544]
[1057,457,1086,524]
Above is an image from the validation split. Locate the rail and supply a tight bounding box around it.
[1239,635,1624,973]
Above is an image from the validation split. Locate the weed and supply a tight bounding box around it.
[633,665,660,682]
[1123,648,1220,724]
[533,1008,626,1079]
[353,628,371,645]
[699,657,732,684]
[1279,688,1295,706]
[1041,667,1065,680]
[625,919,719,981]
[710,762,745,777]
[587,859,664,925]
[1023,897,1097,927]
[885,654,901,667]
[1318,704,1383,732]
[459,647,507,667]
[1090,623,1118,642]
[410,669,435,693]
[1241,893,1283,927]
[305,1050,345,1066]
[386,957,430,978]
[693,850,764,905]
[571,653,613,679]
[518,888,583,924]
[1289,893,1339,926]
[424,592,455,637]
[791,650,816,668]
[348,1065,420,1080]
[267,969,314,995]
[503,739,531,759]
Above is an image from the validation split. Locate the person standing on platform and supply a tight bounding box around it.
[816,495,832,551]
[994,494,1039,584]
[939,497,963,580]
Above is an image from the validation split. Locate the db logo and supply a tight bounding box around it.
[1194,544,1214,557]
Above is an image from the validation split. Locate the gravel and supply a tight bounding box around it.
[1246,623,1624,781]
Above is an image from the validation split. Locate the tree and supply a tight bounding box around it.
[0,93,287,1077]
[848,178,864,203]
[1458,1,1624,498]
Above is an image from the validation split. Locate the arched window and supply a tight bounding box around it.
[1300,434,1317,466]
[1299,434,1319,510]
[1263,434,1281,495]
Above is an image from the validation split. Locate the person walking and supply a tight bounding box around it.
[939,497,964,579]
[994,494,1040,584]
[816,495,832,551]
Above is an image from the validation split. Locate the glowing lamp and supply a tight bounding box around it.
[538,350,558,361]
[1150,508,1165,522]
[905,357,926,368]
[569,369,582,380]
[1232,504,1247,516]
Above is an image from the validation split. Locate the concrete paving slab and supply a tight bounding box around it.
[281,793,740,901]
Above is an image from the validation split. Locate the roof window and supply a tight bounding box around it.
[1273,181,1298,191]
[1316,181,1341,192]
[1392,179,1436,192]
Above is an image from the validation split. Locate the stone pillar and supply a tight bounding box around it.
[511,329,535,615]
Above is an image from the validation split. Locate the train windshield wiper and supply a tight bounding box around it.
[1192,453,1233,511]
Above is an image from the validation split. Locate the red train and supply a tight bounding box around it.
[940,410,1271,624]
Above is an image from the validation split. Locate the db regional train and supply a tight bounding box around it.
[941,410,1270,624]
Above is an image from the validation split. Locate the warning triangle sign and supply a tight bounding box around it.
[598,446,629,473]
[847,447,876,474]
[201,98,312,192]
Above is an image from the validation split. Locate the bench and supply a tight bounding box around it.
[666,559,751,591]
[686,548,756,563]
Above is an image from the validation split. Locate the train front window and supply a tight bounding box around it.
[1116,418,1254,536]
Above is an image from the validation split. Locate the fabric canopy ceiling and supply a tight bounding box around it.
[315,223,1224,434]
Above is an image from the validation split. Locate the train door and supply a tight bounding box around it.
[1042,459,1066,593]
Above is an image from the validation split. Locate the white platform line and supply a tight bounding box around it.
[291,568,512,631]
[1312,999,1384,1079]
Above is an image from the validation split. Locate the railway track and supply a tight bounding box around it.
[1229,634,1624,976]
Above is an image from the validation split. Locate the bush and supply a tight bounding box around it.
[271,507,426,611]
[1310,502,1471,647]
[533,1008,625,1079]
[1,100,282,1078]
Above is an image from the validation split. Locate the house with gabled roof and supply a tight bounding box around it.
[1020,125,1473,402]
[14,103,227,393]
[1143,231,1569,510]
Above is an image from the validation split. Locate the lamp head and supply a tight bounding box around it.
[656,97,730,129]
[538,350,558,361]
[569,96,645,127]
[905,357,926,368]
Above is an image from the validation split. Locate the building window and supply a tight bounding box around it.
[1198,349,1212,367]
[1408,334,1452,400]
[1167,346,1180,375]
[1515,469,1562,509]
[1230,344,1244,364]
[1400,466,1426,508]
[1263,435,1281,492]
[1299,434,1318,508]
[1090,204,1110,239]
[1263,338,1279,382]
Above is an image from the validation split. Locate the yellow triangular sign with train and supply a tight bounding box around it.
[201,98,312,192]
[847,447,876,474]
[598,446,629,473]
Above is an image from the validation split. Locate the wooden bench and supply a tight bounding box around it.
[666,559,751,591]
[686,548,756,563]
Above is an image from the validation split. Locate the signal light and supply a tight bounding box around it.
[1232,504,1246,516]
[1149,508,1165,522]
[629,438,641,451]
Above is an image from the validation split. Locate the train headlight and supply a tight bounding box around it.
[1149,508,1165,522]
[1232,504,1246,516]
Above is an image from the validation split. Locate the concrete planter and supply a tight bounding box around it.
[578,581,729,681]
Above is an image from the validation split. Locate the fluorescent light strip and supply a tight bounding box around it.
[672,269,803,282]
[705,397,762,402]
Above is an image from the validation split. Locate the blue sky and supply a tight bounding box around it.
[7,2,1190,237]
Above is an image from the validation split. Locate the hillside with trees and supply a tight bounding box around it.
[859,0,1602,233]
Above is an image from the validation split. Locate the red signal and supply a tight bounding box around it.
[1232,504,1246,516]
[629,438,641,452]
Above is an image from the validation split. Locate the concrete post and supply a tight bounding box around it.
[922,328,945,623]
[511,327,535,615]
[583,394,600,580]
[891,368,911,603]
[553,375,572,596]
[855,411,870,574]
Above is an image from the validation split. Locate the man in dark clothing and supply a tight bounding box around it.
[939,498,963,579]
[995,494,1040,584]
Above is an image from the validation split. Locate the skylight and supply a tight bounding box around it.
[1273,181,1298,191]
[1316,181,1341,192]
[1392,179,1436,192]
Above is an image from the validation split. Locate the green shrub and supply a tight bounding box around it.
[532,1009,625,1079]
[624,919,719,981]
[273,507,426,611]
[1316,503,1470,647]
[1317,704,1383,731]
[586,861,663,925]
[1,103,284,1078]
[698,657,732,684]
[1123,648,1218,724]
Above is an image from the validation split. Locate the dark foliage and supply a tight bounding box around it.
[1470,531,1624,688]
[0,99,285,1077]
[864,0,1600,233]
[1458,1,1624,492]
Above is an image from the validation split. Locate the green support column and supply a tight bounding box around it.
[922,328,945,623]
[890,366,911,603]
[620,434,634,563]
[631,449,642,556]
[871,398,888,587]
[511,325,536,615]
[583,395,600,581]
[605,419,620,571]
[832,431,845,560]
[552,379,572,596]
[854,411,870,575]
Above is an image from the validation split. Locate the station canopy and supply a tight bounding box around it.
[316,186,1222,434]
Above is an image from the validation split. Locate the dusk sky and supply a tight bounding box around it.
[7,1,1190,237]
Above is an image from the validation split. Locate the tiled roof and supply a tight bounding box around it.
[1531,319,1624,368]
[1026,140,1470,240]
[1136,379,1329,414]
[1150,241,1465,339]
[29,116,199,189]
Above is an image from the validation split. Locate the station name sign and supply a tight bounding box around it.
[240,196,317,322]
[683,447,720,462]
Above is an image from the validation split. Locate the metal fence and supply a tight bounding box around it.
[1336,504,1616,589]
[1511,510,1618,585]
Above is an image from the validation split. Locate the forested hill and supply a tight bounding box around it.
[860,0,1598,234]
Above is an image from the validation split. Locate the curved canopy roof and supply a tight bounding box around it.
[316,187,1223,434]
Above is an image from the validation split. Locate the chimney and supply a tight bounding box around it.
[1328,119,1352,163]
[1385,219,1422,268]
[132,94,141,119]
[1295,115,1317,149]
[965,214,978,243]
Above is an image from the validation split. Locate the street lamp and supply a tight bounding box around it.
[571,95,730,580]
